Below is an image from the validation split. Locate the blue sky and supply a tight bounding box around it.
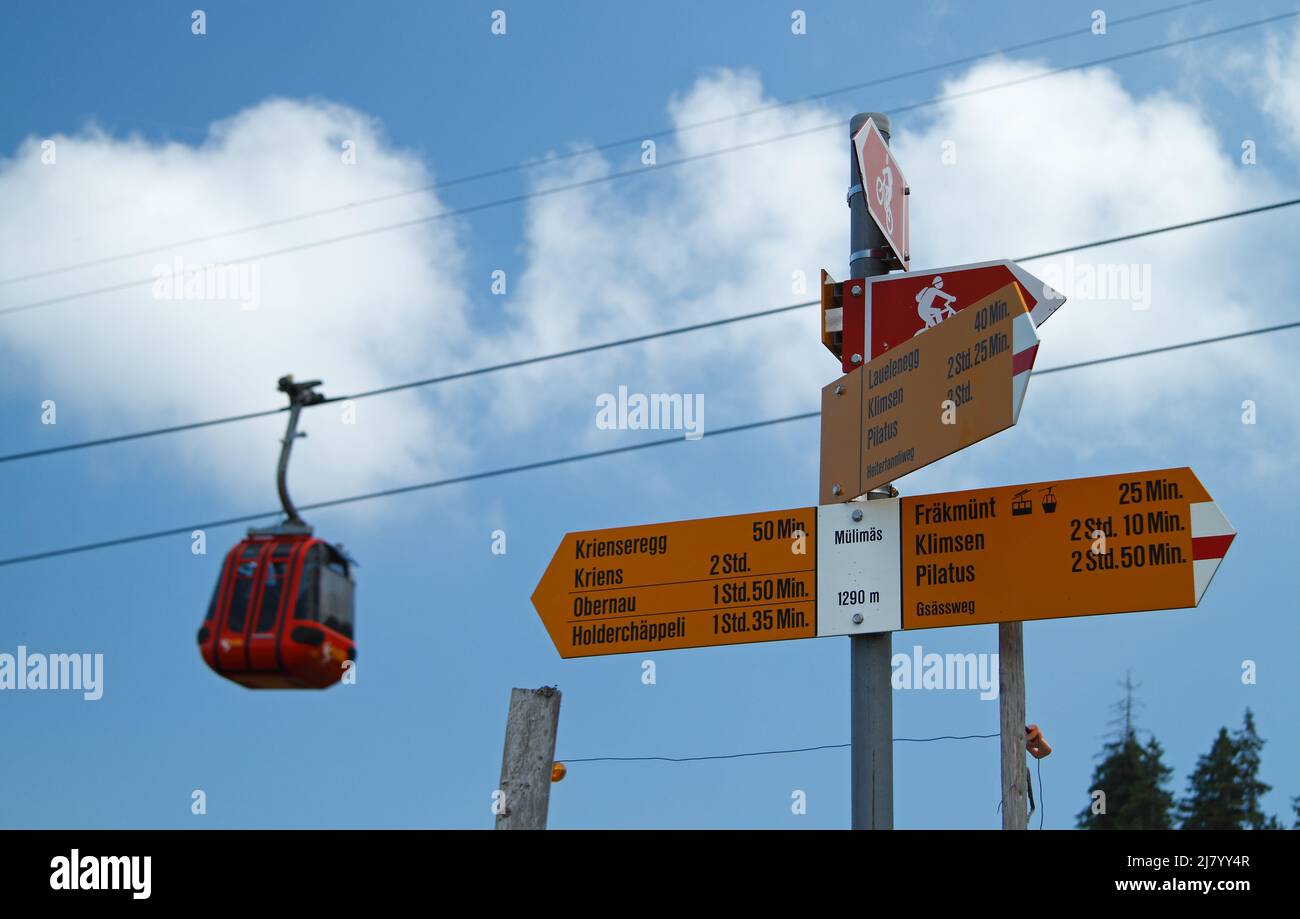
[1,0,1298,828]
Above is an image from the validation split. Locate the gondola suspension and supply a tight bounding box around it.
[197,375,357,689]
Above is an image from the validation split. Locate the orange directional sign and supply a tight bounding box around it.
[899,467,1235,629]
[533,470,1235,655]
[531,508,817,658]
[820,283,1038,503]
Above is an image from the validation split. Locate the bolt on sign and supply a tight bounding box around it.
[531,469,1234,655]
[820,282,1038,503]
[830,259,1065,372]
[852,116,909,270]
[531,508,817,658]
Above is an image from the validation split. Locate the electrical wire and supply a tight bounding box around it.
[1033,318,1300,377]
[0,412,818,567]
[0,0,1223,289]
[1016,197,1300,262]
[560,733,1000,764]
[3,196,1296,466]
[0,299,814,463]
[1038,756,1046,829]
[1,311,1296,568]
[2,9,1294,320]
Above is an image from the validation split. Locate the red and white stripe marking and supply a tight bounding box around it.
[1011,311,1040,420]
[1190,500,1236,604]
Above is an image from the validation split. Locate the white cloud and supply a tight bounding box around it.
[3,54,1297,519]
[495,69,844,437]
[497,59,1300,483]
[893,60,1284,434]
[0,98,472,512]
[1255,22,1300,153]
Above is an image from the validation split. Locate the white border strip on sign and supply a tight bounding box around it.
[1004,260,1066,326]
[1190,500,1236,605]
[1011,310,1038,421]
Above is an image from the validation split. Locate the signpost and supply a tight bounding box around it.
[530,508,816,658]
[528,109,1238,832]
[834,259,1065,372]
[899,468,1234,629]
[847,112,898,832]
[820,282,1039,503]
[852,116,910,270]
[530,468,1235,649]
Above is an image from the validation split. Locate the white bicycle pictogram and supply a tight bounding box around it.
[874,165,895,235]
[913,276,957,335]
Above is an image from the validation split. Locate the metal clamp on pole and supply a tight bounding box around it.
[849,248,893,264]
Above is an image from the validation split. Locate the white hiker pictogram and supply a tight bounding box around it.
[874,164,895,234]
[914,275,957,333]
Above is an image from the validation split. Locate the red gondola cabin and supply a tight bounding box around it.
[198,375,357,689]
[198,531,356,689]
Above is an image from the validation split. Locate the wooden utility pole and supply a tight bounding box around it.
[494,686,562,830]
[999,623,1027,829]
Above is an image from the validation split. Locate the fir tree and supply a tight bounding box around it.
[1179,708,1274,830]
[1178,727,1239,829]
[1235,710,1277,829]
[1077,673,1175,829]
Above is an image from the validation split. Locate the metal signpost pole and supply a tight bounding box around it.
[848,111,895,830]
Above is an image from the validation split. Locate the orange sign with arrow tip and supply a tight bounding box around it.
[531,471,1235,656]
[531,507,817,658]
[900,467,1234,630]
[820,282,1038,503]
